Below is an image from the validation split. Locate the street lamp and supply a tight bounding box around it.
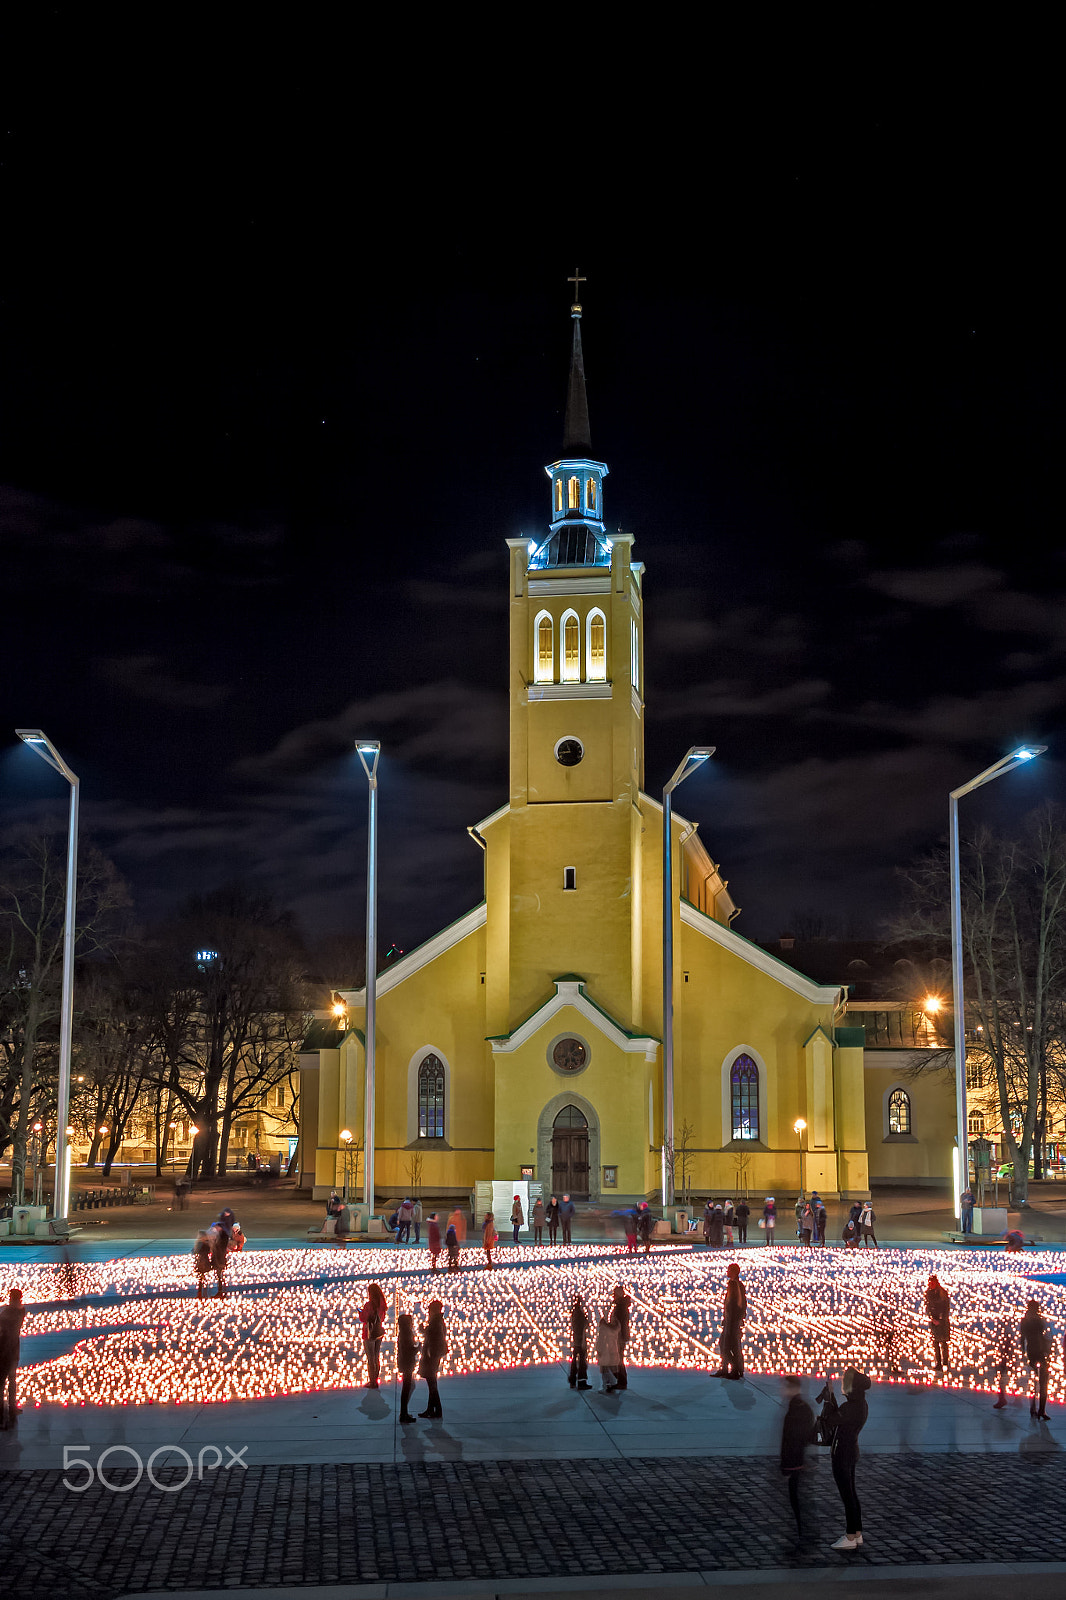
[662,745,715,1206]
[355,740,381,1212]
[794,1117,807,1195]
[949,744,1046,1218]
[15,729,79,1221]
[340,1128,353,1201]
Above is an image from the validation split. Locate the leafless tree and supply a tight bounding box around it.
[893,804,1066,1204]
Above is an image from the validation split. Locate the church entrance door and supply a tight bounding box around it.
[551,1104,589,1199]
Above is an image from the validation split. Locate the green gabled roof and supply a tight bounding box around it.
[301,1021,364,1052]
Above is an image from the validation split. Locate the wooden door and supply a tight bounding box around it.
[551,1128,590,1199]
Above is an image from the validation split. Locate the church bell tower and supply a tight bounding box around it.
[486,278,647,1037]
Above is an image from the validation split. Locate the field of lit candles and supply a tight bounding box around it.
[3,1244,1064,1410]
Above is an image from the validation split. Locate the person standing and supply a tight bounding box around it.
[800,1201,813,1248]
[360,1282,388,1388]
[445,1221,461,1272]
[193,1230,212,1300]
[735,1197,749,1246]
[532,1195,545,1245]
[812,1193,827,1247]
[859,1200,877,1247]
[427,1212,442,1271]
[419,1299,447,1419]
[780,1376,817,1543]
[0,1288,27,1430]
[637,1201,653,1255]
[924,1275,951,1373]
[412,1198,422,1245]
[396,1198,413,1246]
[717,1263,747,1379]
[830,1367,871,1551]
[595,1311,620,1392]
[447,1205,467,1245]
[708,1204,724,1248]
[560,1193,575,1245]
[794,1193,806,1239]
[703,1200,715,1247]
[610,1285,632,1389]
[1021,1298,1051,1419]
[992,1314,1014,1408]
[482,1210,497,1268]
[960,1186,975,1235]
[510,1194,524,1244]
[396,1312,420,1423]
[547,1195,560,1246]
[762,1197,776,1245]
[569,1294,591,1388]
[624,1207,638,1255]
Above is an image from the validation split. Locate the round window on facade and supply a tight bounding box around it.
[555,736,584,767]
[547,1032,590,1076]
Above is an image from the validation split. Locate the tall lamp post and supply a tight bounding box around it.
[662,745,715,1206]
[794,1117,807,1196]
[16,729,79,1221]
[949,744,1046,1219]
[355,740,381,1213]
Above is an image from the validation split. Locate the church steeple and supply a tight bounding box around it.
[562,292,592,456]
[530,273,610,571]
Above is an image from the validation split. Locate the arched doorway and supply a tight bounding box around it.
[551,1104,590,1198]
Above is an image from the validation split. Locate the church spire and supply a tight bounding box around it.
[562,270,592,455]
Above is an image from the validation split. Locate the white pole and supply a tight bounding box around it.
[356,743,381,1213]
[54,772,79,1221]
[662,785,674,1206]
[949,791,967,1222]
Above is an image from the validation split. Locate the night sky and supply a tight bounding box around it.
[2,20,1062,969]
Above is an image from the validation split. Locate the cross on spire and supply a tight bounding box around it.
[568,267,586,307]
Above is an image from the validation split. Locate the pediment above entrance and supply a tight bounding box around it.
[487,976,659,1062]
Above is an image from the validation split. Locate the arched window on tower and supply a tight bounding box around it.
[888,1087,911,1135]
[418,1054,445,1139]
[561,610,580,682]
[555,477,563,514]
[535,612,554,683]
[568,475,580,509]
[731,1054,759,1141]
[586,608,606,681]
[586,476,597,511]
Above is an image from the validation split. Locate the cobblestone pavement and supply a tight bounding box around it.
[3,1452,1066,1599]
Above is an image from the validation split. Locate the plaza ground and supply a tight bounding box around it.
[5,1201,1066,1599]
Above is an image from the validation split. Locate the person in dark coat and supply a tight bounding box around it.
[858,1201,877,1247]
[843,1204,862,1248]
[396,1312,420,1422]
[193,1229,212,1300]
[813,1194,827,1247]
[569,1294,591,1388]
[546,1195,561,1245]
[924,1275,951,1372]
[636,1202,653,1255]
[445,1221,461,1272]
[780,1376,817,1541]
[702,1200,715,1246]
[532,1196,545,1245]
[735,1198,749,1246]
[360,1282,387,1388]
[427,1212,442,1271]
[708,1204,724,1248]
[560,1193,576,1245]
[510,1194,524,1244]
[624,1207,638,1254]
[610,1285,632,1389]
[209,1224,230,1298]
[830,1367,870,1550]
[717,1263,747,1379]
[800,1201,814,1248]
[761,1197,776,1245]
[419,1299,447,1418]
[1021,1298,1051,1419]
[0,1288,27,1430]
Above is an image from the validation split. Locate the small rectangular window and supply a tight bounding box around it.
[563,867,576,890]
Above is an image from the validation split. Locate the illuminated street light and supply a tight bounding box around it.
[949,744,1047,1217]
[794,1117,807,1191]
[15,728,79,1221]
[355,739,381,1212]
[924,996,942,1013]
[662,746,714,1205]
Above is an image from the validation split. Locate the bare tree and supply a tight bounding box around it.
[0,833,129,1200]
[406,1149,424,1197]
[893,804,1066,1205]
[672,1117,695,1208]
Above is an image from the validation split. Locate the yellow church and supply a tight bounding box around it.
[300,295,870,1209]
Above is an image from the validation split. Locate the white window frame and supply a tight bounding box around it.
[534,609,554,684]
[720,1044,768,1147]
[586,607,607,682]
[560,608,581,682]
[407,1046,452,1144]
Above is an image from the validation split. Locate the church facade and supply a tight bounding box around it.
[299,298,869,1206]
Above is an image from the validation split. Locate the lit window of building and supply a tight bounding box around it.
[562,611,580,681]
[587,609,606,680]
[535,613,554,683]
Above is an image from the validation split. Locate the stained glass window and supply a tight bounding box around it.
[731,1054,759,1141]
[888,1088,911,1135]
[418,1054,445,1139]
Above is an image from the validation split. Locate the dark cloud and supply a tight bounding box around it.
[95,655,233,710]
[655,677,831,720]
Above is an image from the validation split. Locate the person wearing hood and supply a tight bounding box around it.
[924,1275,951,1373]
[610,1285,632,1389]
[717,1263,747,1379]
[761,1197,776,1245]
[780,1375,817,1543]
[830,1366,871,1551]
[1021,1297,1052,1419]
